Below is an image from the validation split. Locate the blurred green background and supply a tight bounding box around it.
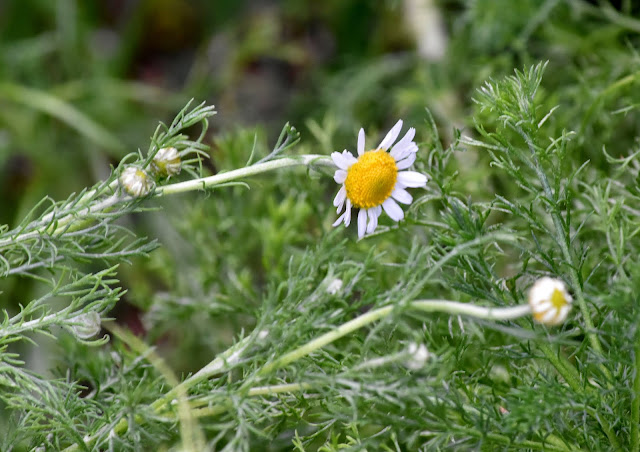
[2,0,640,384]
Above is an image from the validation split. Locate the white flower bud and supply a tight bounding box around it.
[151,147,181,177]
[326,278,343,295]
[119,166,153,197]
[528,277,573,326]
[404,342,429,370]
[67,312,101,339]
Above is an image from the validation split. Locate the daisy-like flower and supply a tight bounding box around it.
[528,277,573,326]
[331,120,428,238]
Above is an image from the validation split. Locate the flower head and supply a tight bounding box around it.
[331,120,428,238]
[528,277,573,326]
[151,147,181,177]
[119,166,153,197]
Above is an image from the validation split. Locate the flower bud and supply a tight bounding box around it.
[528,277,572,326]
[404,342,429,370]
[326,278,343,295]
[67,312,101,339]
[151,147,181,177]
[119,166,153,197]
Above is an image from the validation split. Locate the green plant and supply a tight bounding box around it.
[3,59,640,451]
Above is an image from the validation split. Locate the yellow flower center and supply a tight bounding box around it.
[550,288,567,309]
[344,150,397,209]
[532,288,568,323]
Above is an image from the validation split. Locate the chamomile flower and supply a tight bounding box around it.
[331,120,428,238]
[528,277,573,326]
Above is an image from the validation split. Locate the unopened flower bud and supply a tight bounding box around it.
[67,312,101,339]
[326,278,343,295]
[404,342,429,370]
[528,277,572,326]
[119,166,153,197]
[151,147,181,177]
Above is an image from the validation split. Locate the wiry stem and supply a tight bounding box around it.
[63,298,534,450]
[517,126,611,382]
[155,155,333,196]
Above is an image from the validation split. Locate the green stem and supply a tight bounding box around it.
[258,301,531,377]
[517,126,611,381]
[1,155,333,247]
[155,154,333,196]
[154,335,253,410]
[517,127,620,449]
[584,406,623,451]
[63,300,533,451]
[462,429,575,452]
[537,343,583,393]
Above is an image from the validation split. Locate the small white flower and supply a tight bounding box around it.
[331,120,428,238]
[151,147,181,177]
[326,278,343,295]
[528,277,573,326]
[404,342,430,370]
[119,166,153,197]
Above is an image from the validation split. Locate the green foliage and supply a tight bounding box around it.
[4,1,640,451]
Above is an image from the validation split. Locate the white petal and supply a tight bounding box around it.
[396,153,416,170]
[331,151,349,170]
[366,208,380,234]
[357,209,367,238]
[344,200,352,226]
[390,128,416,158]
[392,143,419,161]
[332,211,346,227]
[357,128,365,156]
[533,301,552,313]
[542,309,557,323]
[378,120,403,150]
[391,187,412,205]
[397,171,428,188]
[342,150,357,166]
[333,186,347,212]
[334,170,347,184]
[382,198,404,222]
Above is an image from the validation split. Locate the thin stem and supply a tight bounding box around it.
[62,300,534,451]
[258,300,531,376]
[517,126,611,381]
[155,335,252,408]
[522,127,621,448]
[155,155,333,196]
[584,406,623,452]
[1,155,333,248]
[537,343,582,393]
[456,428,575,452]
[63,335,253,452]
[0,192,123,248]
